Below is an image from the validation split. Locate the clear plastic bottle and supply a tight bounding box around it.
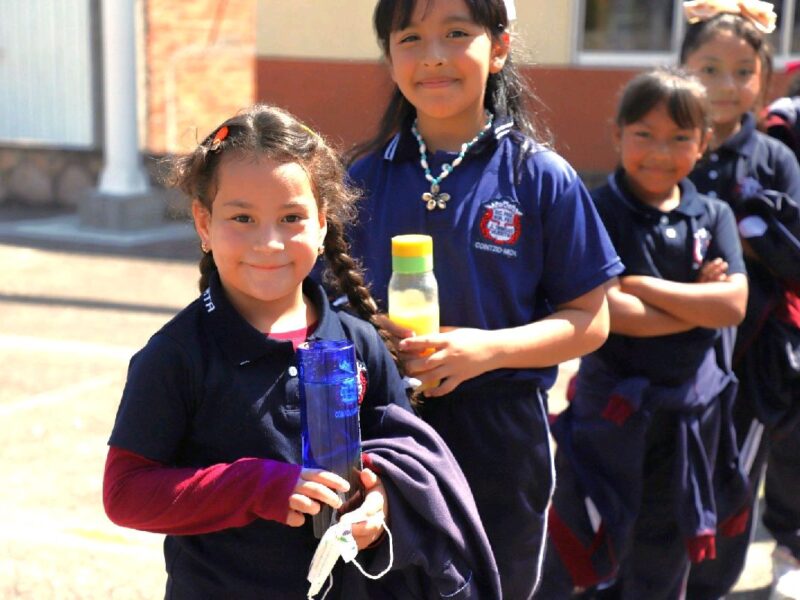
[388,234,439,342]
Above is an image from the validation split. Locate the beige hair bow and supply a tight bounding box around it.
[683,0,777,34]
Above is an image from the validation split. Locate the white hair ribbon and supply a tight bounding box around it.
[683,0,777,34]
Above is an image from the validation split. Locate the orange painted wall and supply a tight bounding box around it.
[255,58,796,178]
[257,59,394,152]
[256,59,635,175]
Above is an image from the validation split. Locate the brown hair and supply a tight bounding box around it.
[348,0,550,162]
[165,104,391,346]
[616,67,711,132]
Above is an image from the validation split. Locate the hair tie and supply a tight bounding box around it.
[209,125,229,152]
[683,0,777,34]
[299,122,318,138]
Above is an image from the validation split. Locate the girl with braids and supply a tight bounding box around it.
[103,104,501,599]
[345,1,623,598]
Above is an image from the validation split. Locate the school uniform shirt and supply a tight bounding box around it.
[689,111,800,417]
[690,111,800,336]
[106,272,500,599]
[542,172,750,591]
[347,117,624,392]
[591,170,746,385]
[690,112,800,207]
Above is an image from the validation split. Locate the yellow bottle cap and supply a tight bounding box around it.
[391,234,433,258]
[391,235,433,273]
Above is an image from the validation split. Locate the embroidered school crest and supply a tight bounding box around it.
[693,227,712,267]
[479,199,522,245]
[356,360,368,405]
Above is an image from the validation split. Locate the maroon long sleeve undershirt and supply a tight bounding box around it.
[103,446,301,535]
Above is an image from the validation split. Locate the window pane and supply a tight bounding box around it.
[582,0,675,52]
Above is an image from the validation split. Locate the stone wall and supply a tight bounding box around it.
[0,147,190,217]
[0,147,102,208]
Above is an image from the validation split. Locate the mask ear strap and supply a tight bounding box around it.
[348,520,394,580]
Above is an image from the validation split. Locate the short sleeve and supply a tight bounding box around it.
[533,156,623,305]
[108,333,196,463]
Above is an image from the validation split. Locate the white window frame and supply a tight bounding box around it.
[573,0,800,69]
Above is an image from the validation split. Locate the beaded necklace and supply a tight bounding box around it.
[411,111,494,211]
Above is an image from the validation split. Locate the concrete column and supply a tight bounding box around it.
[81,0,163,230]
[97,0,149,195]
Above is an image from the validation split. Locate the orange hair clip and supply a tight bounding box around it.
[209,126,229,152]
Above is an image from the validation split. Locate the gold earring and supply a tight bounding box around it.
[317,245,325,256]
[201,241,210,254]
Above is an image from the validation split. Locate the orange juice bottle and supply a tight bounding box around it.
[388,234,439,355]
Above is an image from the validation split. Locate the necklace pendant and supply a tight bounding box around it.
[422,190,450,211]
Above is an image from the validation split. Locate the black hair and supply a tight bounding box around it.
[165,104,391,346]
[616,67,711,132]
[348,0,550,161]
[679,12,773,98]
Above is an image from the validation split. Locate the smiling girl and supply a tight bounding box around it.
[537,67,748,600]
[679,2,800,597]
[344,1,623,597]
[102,104,501,599]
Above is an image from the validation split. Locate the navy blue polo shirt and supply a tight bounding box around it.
[689,112,800,207]
[591,171,746,385]
[109,272,411,598]
[348,118,623,391]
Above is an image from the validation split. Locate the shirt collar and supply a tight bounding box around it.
[383,114,515,162]
[716,112,758,158]
[202,272,346,365]
[609,169,706,219]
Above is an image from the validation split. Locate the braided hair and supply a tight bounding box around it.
[165,104,392,346]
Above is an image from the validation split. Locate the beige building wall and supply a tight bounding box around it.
[256,0,574,65]
[257,1,381,60]
[515,0,573,65]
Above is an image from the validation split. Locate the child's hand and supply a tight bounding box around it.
[697,258,730,283]
[399,328,492,397]
[338,468,388,550]
[285,469,350,528]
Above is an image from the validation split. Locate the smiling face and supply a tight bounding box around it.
[386,0,507,143]
[616,101,707,207]
[683,30,763,140]
[192,155,326,329]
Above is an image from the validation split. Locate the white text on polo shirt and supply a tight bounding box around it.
[202,288,216,312]
[474,241,518,258]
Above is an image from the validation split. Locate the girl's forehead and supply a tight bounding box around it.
[394,0,472,27]
[691,30,758,58]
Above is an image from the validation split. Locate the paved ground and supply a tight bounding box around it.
[0,205,776,598]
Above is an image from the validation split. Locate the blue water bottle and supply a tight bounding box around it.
[297,340,363,538]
